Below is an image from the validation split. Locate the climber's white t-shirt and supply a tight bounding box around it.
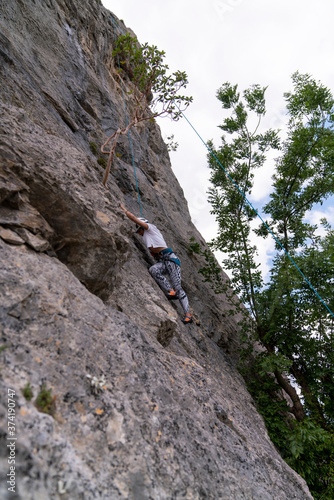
[142,224,167,249]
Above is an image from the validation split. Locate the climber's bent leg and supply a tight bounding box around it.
[149,262,171,293]
[165,260,190,314]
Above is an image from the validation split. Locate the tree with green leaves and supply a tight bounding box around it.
[101,33,192,186]
[203,72,334,498]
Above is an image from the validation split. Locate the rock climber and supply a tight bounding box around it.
[120,204,192,324]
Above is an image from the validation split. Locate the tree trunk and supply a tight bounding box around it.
[274,369,306,421]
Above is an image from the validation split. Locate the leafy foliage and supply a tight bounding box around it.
[101,34,192,185]
[188,237,235,299]
[287,421,334,499]
[165,134,179,152]
[205,72,334,498]
[22,382,33,401]
[35,383,56,416]
[113,34,192,119]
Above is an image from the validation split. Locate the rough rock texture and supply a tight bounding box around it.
[0,1,312,499]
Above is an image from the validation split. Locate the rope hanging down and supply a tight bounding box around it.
[105,16,143,217]
[176,105,334,320]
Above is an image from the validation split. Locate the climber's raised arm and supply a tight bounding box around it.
[120,204,149,230]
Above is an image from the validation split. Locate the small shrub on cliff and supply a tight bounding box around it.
[35,383,56,416]
[89,142,98,155]
[97,157,107,169]
[22,382,33,401]
[101,33,192,185]
[188,237,235,298]
[165,134,179,152]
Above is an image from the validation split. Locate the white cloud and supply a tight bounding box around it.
[305,205,334,236]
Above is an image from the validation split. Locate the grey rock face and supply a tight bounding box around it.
[0,1,312,499]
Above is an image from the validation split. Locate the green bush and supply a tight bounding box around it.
[89,142,98,155]
[97,158,107,169]
[35,383,56,416]
[22,382,33,401]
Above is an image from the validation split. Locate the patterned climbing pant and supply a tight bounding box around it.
[149,256,190,314]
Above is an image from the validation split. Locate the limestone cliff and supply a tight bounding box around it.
[0,1,312,499]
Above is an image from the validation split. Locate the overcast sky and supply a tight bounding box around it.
[101,0,334,278]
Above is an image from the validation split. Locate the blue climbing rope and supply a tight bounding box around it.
[111,17,143,217]
[177,106,334,319]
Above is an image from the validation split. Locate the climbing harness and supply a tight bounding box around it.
[159,248,181,267]
[150,248,181,266]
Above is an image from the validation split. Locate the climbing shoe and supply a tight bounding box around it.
[166,289,178,300]
[182,314,193,324]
